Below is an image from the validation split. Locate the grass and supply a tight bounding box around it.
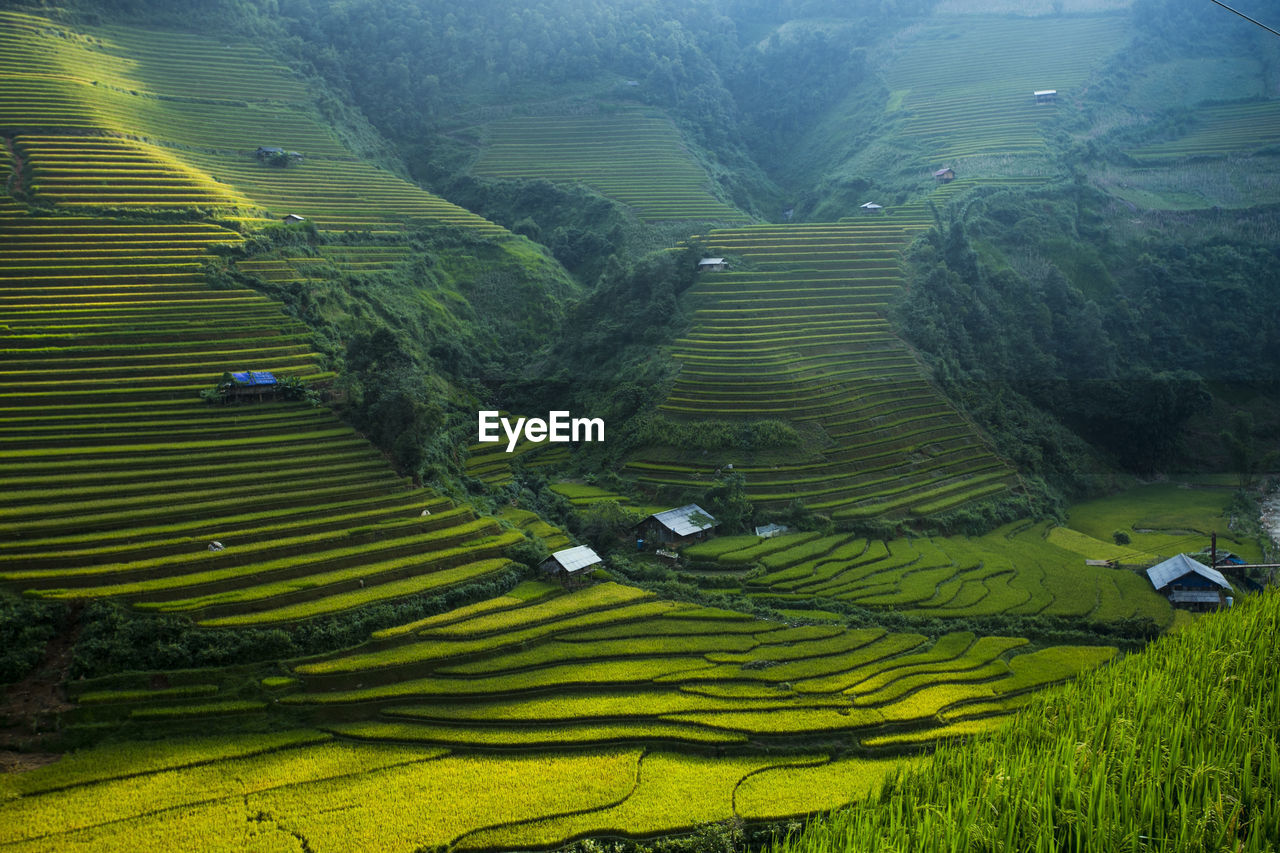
[772,591,1280,853]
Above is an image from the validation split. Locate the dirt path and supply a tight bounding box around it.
[0,604,81,771]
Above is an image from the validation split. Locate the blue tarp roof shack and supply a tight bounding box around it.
[223,370,278,401]
[540,545,603,588]
[636,503,717,547]
[1146,553,1233,611]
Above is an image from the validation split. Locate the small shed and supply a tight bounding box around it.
[636,504,717,548]
[256,146,285,157]
[933,167,955,183]
[860,202,883,213]
[1034,89,1057,104]
[282,214,306,224]
[222,370,278,402]
[698,257,728,272]
[540,545,603,588]
[755,523,788,539]
[1146,553,1233,611]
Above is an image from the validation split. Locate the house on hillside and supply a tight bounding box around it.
[755,523,788,538]
[282,214,306,224]
[1034,89,1057,104]
[220,370,278,402]
[697,257,728,272]
[256,146,303,166]
[860,202,883,213]
[635,504,718,548]
[933,167,955,183]
[540,545,602,588]
[1146,553,1234,611]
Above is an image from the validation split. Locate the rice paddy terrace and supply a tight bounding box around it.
[882,14,1130,165]
[627,209,1020,519]
[469,108,751,223]
[0,10,502,233]
[0,11,526,628]
[0,574,1121,850]
[682,521,1174,627]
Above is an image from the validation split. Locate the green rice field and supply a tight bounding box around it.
[470,108,750,223]
[626,212,1019,518]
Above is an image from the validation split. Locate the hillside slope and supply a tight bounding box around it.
[0,9,534,628]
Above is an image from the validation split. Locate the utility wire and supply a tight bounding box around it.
[1209,0,1280,38]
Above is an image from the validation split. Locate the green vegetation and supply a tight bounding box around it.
[773,590,1280,853]
[2,1,1278,850]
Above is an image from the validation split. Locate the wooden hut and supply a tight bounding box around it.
[933,167,955,183]
[221,370,278,402]
[697,257,728,272]
[1146,553,1233,611]
[1034,89,1058,104]
[635,504,717,548]
[540,545,603,588]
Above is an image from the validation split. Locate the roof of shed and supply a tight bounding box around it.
[647,504,717,536]
[1146,553,1231,591]
[548,545,603,573]
[230,370,277,386]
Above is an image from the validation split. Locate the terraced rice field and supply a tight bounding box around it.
[0,16,523,626]
[1128,101,1280,162]
[0,204,519,625]
[0,729,912,851]
[684,521,1174,627]
[626,210,1019,518]
[470,108,750,223]
[0,9,502,233]
[279,577,1114,764]
[884,15,1130,162]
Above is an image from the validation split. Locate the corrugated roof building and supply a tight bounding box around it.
[636,504,718,548]
[1146,553,1233,611]
[540,545,603,588]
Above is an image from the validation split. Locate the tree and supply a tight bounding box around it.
[1221,410,1280,490]
[704,470,753,533]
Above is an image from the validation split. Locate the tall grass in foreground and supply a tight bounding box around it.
[776,592,1279,853]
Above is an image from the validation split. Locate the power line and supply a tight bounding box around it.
[1209,0,1280,38]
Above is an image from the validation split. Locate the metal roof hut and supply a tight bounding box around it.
[540,545,603,588]
[636,504,718,548]
[754,523,788,539]
[698,257,728,272]
[282,214,306,224]
[859,202,883,213]
[1146,553,1233,611]
[221,370,278,402]
[1034,89,1058,104]
[933,167,955,182]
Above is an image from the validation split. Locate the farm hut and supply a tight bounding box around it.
[698,257,728,272]
[933,167,955,182]
[1146,553,1233,611]
[256,146,285,157]
[282,214,306,224]
[635,504,718,548]
[1034,89,1057,104]
[860,202,883,213]
[540,545,603,588]
[755,523,788,538]
[221,370,278,402]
